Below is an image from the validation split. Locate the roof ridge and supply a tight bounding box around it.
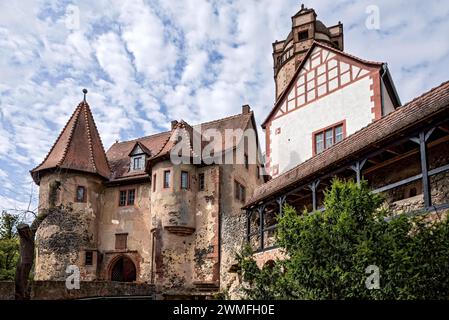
[57,102,83,166]
[114,130,172,146]
[192,111,253,127]
[84,102,111,173]
[264,41,384,126]
[31,102,82,171]
[397,79,449,108]
[248,79,449,206]
[112,111,252,148]
[314,40,383,66]
[83,103,97,172]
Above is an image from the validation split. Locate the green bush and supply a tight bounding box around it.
[0,212,19,280]
[238,179,449,299]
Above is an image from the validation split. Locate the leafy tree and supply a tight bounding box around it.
[238,179,449,299]
[0,211,20,280]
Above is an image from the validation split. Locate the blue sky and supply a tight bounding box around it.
[1,0,449,212]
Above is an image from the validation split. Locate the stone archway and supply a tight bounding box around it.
[109,255,136,282]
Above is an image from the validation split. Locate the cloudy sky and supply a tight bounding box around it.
[0,0,448,212]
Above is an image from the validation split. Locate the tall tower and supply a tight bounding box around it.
[31,92,111,281]
[273,4,344,98]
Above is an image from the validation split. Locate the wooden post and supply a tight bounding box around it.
[276,195,286,216]
[351,159,367,186]
[411,128,434,208]
[308,180,320,211]
[257,206,265,251]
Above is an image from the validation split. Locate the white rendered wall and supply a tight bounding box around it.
[269,75,374,176]
[382,78,396,116]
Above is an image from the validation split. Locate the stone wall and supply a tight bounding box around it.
[98,181,153,282]
[219,132,265,299]
[0,281,155,300]
[35,172,104,281]
[0,281,14,300]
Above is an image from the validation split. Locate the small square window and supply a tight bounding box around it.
[313,122,345,155]
[325,129,334,148]
[181,171,189,190]
[298,30,309,41]
[199,173,205,191]
[76,186,86,203]
[115,233,128,250]
[335,125,344,143]
[119,190,127,206]
[127,189,135,206]
[315,133,324,154]
[133,156,143,170]
[234,180,246,203]
[164,170,170,188]
[85,251,93,266]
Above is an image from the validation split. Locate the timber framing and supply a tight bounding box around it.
[245,81,449,253]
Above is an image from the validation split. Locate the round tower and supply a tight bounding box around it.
[273,5,344,98]
[30,92,110,281]
[150,159,197,292]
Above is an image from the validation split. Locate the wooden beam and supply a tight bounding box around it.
[385,148,400,155]
[439,124,449,134]
[364,134,449,175]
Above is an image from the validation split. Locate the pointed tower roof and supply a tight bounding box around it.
[31,97,111,184]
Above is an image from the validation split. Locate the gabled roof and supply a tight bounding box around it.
[31,101,111,184]
[246,80,449,208]
[107,131,171,181]
[262,41,386,128]
[106,111,255,182]
[128,141,152,157]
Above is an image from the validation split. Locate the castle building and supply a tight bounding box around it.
[245,7,449,269]
[266,6,401,178]
[30,101,264,298]
[29,5,449,299]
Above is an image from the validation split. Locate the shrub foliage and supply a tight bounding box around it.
[238,179,449,299]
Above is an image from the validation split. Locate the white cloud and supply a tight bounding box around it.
[0,0,449,211]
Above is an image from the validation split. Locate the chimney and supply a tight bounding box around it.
[171,120,178,130]
[242,104,251,114]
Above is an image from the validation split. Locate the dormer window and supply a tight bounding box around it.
[128,142,150,172]
[133,156,144,170]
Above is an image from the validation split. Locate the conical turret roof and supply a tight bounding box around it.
[31,100,110,184]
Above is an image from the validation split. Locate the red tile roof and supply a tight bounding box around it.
[245,80,449,208]
[31,101,111,184]
[106,111,255,181]
[106,131,171,181]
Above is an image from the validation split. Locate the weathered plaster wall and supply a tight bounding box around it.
[0,281,155,300]
[252,248,286,269]
[35,172,103,281]
[98,182,152,282]
[150,160,221,296]
[219,136,265,298]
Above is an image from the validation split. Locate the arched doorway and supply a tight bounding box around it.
[110,256,136,282]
